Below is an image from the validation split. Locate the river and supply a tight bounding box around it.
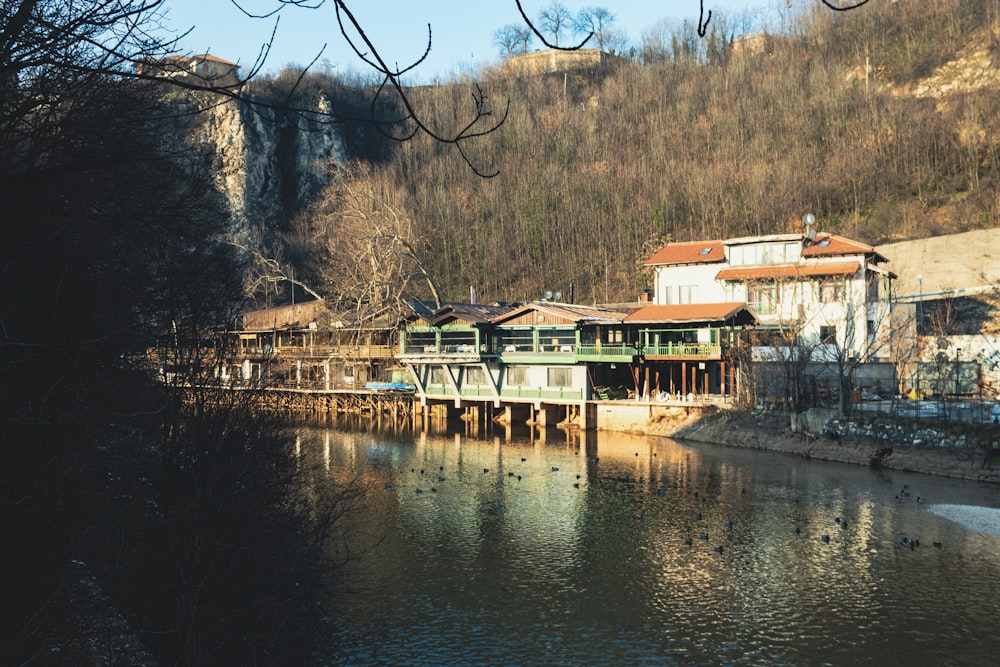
[300,421,1000,666]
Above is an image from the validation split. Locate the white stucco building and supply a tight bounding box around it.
[644,232,897,361]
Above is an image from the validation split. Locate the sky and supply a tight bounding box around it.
[160,1,772,84]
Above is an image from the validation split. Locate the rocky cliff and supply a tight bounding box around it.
[186,92,346,240]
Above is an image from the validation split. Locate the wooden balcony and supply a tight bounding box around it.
[575,342,722,361]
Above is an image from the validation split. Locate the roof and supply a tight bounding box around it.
[645,241,726,266]
[492,301,628,326]
[426,302,519,325]
[715,261,860,281]
[624,302,758,325]
[803,233,888,263]
[240,300,330,330]
[164,53,239,67]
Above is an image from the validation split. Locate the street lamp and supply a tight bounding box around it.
[917,274,923,335]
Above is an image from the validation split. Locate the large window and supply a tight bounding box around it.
[748,283,777,314]
[507,366,529,386]
[537,328,576,352]
[406,329,437,353]
[547,367,572,387]
[729,241,800,266]
[820,325,837,344]
[819,279,841,303]
[465,366,486,385]
[429,366,449,385]
[678,285,699,304]
[498,328,533,352]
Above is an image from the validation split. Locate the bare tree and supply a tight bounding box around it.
[494,23,534,57]
[291,160,442,323]
[575,6,616,50]
[537,1,574,47]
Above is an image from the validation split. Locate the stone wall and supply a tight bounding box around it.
[501,49,624,76]
[673,408,1000,484]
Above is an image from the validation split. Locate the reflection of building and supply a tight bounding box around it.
[137,54,241,88]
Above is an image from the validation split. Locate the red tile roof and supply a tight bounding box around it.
[802,233,887,262]
[715,261,860,281]
[624,302,757,324]
[645,241,726,266]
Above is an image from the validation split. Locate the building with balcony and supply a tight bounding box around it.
[644,232,896,362]
[397,299,758,418]
[231,300,399,389]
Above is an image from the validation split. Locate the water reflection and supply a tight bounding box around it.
[303,422,1000,666]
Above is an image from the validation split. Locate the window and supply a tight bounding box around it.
[430,367,449,385]
[465,367,486,385]
[819,280,841,303]
[724,283,745,302]
[663,285,674,304]
[498,328,533,352]
[820,325,837,344]
[507,366,529,386]
[784,242,800,263]
[678,285,699,304]
[537,328,575,351]
[748,283,777,314]
[547,367,572,387]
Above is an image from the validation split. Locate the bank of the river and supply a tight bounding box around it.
[669,408,1000,484]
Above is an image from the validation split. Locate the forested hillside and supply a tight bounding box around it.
[286,0,1000,306]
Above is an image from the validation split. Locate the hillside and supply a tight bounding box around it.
[877,228,1000,297]
[232,0,1000,307]
[357,0,1000,305]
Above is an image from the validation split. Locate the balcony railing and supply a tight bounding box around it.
[500,387,584,401]
[576,342,721,360]
[643,342,722,358]
[238,344,395,359]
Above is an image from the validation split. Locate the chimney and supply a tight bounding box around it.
[639,290,651,303]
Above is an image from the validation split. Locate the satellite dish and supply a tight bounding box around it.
[802,213,816,227]
[553,291,562,301]
[543,290,553,300]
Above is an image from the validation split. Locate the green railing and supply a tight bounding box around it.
[500,387,584,400]
[460,386,497,397]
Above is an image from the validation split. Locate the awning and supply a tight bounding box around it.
[715,261,859,281]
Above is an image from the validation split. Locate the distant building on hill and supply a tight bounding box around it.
[137,53,241,88]
[500,48,625,76]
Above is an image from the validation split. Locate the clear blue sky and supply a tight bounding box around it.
[161,1,773,83]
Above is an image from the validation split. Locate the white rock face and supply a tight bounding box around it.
[191,93,346,237]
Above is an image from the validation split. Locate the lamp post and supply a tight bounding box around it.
[916,274,924,399]
[917,274,923,335]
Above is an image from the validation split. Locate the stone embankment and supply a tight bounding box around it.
[671,408,1000,484]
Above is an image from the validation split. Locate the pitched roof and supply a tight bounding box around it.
[429,302,519,325]
[645,241,726,266]
[715,261,860,281]
[624,302,758,325]
[492,301,628,326]
[803,233,888,263]
[240,300,330,330]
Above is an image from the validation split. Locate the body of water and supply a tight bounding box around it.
[303,424,1000,665]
